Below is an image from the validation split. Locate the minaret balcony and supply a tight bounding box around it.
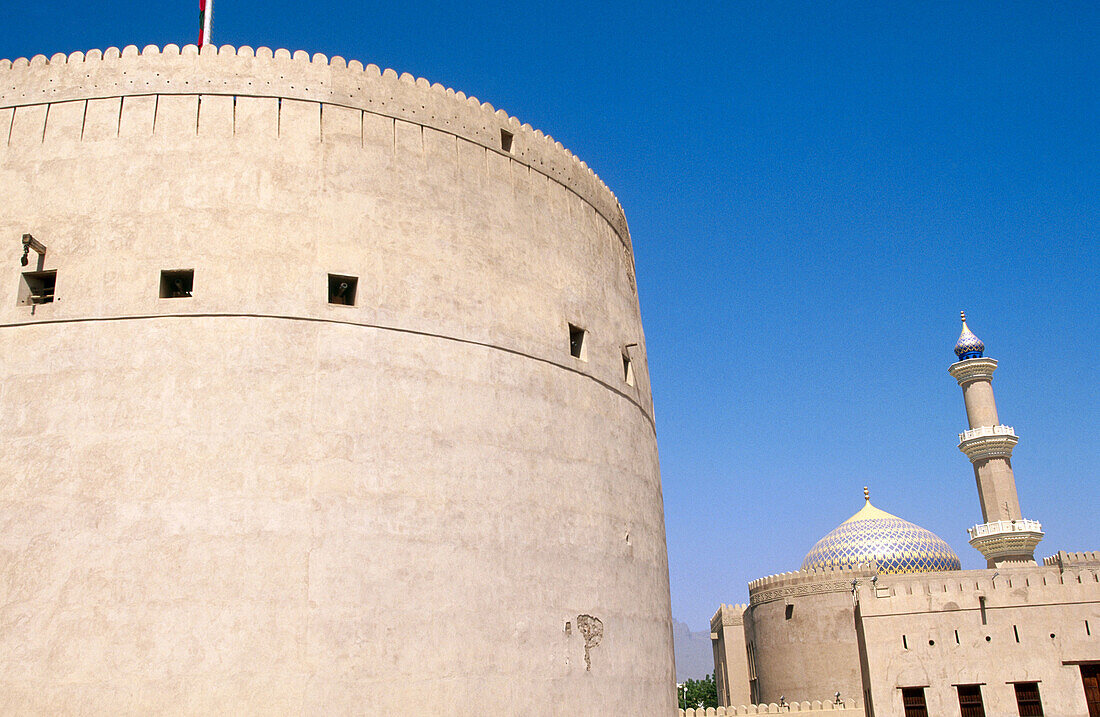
[948,357,998,385]
[968,519,1044,563]
[958,425,1018,461]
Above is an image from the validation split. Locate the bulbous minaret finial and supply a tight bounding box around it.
[863,486,870,502]
[954,311,985,360]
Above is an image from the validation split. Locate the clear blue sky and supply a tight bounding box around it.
[7,2,1098,631]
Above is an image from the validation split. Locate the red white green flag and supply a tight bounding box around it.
[199,0,213,47]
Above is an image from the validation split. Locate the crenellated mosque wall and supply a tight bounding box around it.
[714,559,1100,716]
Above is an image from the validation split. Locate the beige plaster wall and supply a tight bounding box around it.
[742,569,872,706]
[711,603,751,707]
[726,563,1100,717]
[858,566,1100,717]
[680,702,863,715]
[0,45,675,715]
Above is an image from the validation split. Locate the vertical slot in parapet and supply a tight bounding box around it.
[500,128,514,154]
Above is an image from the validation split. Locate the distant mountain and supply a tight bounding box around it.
[672,618,713,682]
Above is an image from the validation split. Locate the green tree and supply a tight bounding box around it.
[678,673,719,709]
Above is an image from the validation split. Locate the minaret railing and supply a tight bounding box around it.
[968,519,1043,539]
[958,425,1015,442]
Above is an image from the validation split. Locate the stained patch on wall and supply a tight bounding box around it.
[577,614,604,671]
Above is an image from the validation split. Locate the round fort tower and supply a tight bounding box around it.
[0,45,674,714]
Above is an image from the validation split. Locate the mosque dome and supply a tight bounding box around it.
[954,311,985,360]
[801,489,962,574]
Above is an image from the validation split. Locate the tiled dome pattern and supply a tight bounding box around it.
[801,500,961,575]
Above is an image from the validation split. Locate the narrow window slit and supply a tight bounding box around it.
[500,128,514,153]
[569,324,587,361]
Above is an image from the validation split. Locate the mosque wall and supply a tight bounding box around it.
[718,568,877,706]
[858,564,1100,717]
[718,562,1100,717]
[680,701,863,715]
[744,593,863,707]
[711,604,751,707]
[0,45,675,714]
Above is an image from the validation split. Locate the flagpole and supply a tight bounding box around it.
[199,0,213,47]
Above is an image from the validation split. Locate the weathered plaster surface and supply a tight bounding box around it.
[0,45,675,715]
[715,564,1100,717]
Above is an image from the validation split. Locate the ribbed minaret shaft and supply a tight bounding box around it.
[949,312,1042,567]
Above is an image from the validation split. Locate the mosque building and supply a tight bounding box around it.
[710,314,1100,717]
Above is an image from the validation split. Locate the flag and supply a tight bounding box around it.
[199,0,213,47]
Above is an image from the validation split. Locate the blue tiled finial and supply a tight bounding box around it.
[955,311,985,360]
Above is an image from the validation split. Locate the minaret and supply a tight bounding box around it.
[948,312,1043,567]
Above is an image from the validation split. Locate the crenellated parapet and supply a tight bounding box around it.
[1043,550,1100,569]
[711,603,749,630]
[858,563,1100,608]
[679,698,862,715]
[739,549,1098,610]
[740,558,1096,609]
[747,565,877,606]
[0,43,630,251]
